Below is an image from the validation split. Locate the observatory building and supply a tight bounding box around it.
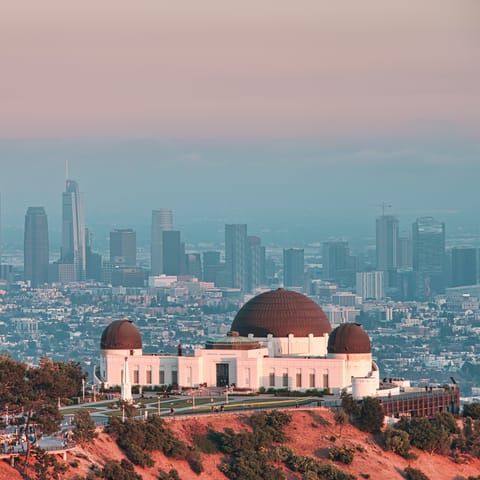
[99,289,381,399]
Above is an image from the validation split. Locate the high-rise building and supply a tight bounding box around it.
[185,253,202,279]
[397,236,413,269]
[110,229,136,267]
[356,271,385,300]
[86,230,102,282]
[248,236,266,292]
[151,209,173,275]
[225,224,248,291]
[283,248,305,288]
[24,207,49,287]
[451,247,477,287]
[162,230,182,276]
[412,217,446,300]
[322,241,356,286]
[61,179,86,281]
[323,241,348,281]
[202,251,222,283]
[376,215,398,286]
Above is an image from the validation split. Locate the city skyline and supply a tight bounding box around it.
[0,0,479,243]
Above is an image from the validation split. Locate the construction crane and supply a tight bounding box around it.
[377,202,392,217]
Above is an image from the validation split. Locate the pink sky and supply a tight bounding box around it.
[0,0,479,139]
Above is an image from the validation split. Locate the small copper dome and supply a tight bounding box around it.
[327,322,371,354]
[100,319,142,350]
[230,288,331,337]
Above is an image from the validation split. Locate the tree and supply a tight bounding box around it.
[0,355,87,470]
[72,410,98,445]
[463,403,480,420]
[32,447,68,480]
[358,397,384,433]
[340,392,360,419]
[334,410,348,437]
[396,417,451,454]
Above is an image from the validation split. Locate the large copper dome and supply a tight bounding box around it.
[100,319,142,350]
[327,323,371,354]
[230,289,331,337]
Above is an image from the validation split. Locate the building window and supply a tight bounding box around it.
[323,369,329,389]
[133,369,139,384]
[309,369,315,388]
[160,370,165,384]
[146,369,152,385]
[172,370,178,386]
[296,369,302,388]
[282,369,288,387]
[269,369,275,387]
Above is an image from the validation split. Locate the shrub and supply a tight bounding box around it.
[101,459,142,480]
[384,427,412,458]
[107,415,187,466]
[186,448,204,475]
[328,445,355,464]
[222,450,285,480]
[269,445,294,463]
[316,462,356,480]
[404,466,430,480]
[193,432,219,454]
[158,469,182,480]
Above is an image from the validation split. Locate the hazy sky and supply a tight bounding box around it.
[0,0,479,138]
[0,1,479,245]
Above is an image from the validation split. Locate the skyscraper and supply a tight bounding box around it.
[451,247,477,287]
[412,217,446,300]
[248,236,266,292]
[202,251,222,283]
[283,248,305,288]
[24,207,49,287]
[151,209,173,275]
[225,224,248,291]
[162,230,182,276]
[110,229,136,266]
[85,228,102,281]
[61,179,86,281]
[397,236,413,269]
[376,215,398,286]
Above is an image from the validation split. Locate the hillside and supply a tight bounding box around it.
[2,408,480,479]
